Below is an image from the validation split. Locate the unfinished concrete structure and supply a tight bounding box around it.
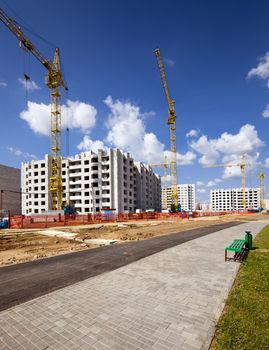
[162,184,196,211]
[21,149,161,215]
[210,188,260,211]
[0,164,21,215]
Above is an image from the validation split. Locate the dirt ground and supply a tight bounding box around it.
[0,214,267,267]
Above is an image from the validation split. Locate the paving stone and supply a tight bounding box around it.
[0,221,266,350]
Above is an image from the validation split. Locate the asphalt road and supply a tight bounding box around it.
[0,221,241,312]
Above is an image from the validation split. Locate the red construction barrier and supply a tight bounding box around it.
[8,210,255,230]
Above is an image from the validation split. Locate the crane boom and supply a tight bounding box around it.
[204,155,248,210]
[154,48,178,211]
[0,6,68,211]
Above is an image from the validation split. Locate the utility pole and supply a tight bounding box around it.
[0,189,3,220]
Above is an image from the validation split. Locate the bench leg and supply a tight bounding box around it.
[225,249,227,261]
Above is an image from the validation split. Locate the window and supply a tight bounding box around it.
[96,190,100,195]
[41,171,45,175]
[41,186,45,190]
[84,176,89,180]
[34,179,38,184]
[34,172,38,176]
[41,201,45,206]
[85,200,89,204]
[62,171,66,175]
[34,187,38,191]
[84,160,89,165]
[41,194,45,198]
[34,164,38,169]
[34,201,38,206]
[85,184,89,188]
[34,194,38,198]
[41,163,45,168]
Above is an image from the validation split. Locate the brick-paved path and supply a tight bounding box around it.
[0,222,239,312]
[0,220,267,350]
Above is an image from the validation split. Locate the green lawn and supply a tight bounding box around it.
[211,225,269,350]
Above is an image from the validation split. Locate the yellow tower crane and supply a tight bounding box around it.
[154,48,178,211]
[204,155,248,210]
[150,156,169,210]
[0,7,68,210]
[259,166,265,209]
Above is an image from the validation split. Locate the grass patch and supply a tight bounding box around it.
[211,225,269,350]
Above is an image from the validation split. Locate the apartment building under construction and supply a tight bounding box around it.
[210,188,260,211]
[21,149,162,215]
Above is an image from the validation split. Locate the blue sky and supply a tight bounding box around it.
[1,0,269,201]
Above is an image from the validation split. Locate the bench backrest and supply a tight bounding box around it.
[245,231,253,250]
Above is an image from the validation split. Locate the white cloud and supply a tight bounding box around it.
[161,174,172,183]
[265,158,269,168]
[196,181,204,186]
[0,81,7,87]
[7,146,37,159]
[262,104,269,118]
[104,96,165,164]
[20,100,97,136]
[77,136,106,153]
[177,151,196,165]
[190,124,263,166]
[248,52,269,80]
[63,100,97,133]
[186,129,199,138]
[164,57,175,66]
[18,78,40,91]
[207,178,222,187]
[163,150,196,166]
[197,188,206,193]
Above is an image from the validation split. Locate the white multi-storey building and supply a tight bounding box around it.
[210,188,260,211]
[162,184,196,211]
[21,149,161,215]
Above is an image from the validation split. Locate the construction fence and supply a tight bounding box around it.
[8,210,248,229]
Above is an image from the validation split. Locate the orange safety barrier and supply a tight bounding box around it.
[8,210,250,230]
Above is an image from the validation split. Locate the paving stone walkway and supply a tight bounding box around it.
[0,220,267,350]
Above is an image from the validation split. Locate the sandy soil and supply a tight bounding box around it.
[0,213,267,267]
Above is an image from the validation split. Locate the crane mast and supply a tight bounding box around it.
[154,48,178,210]
[259,167,265,209]
[0,7,68,210]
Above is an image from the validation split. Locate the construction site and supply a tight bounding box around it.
[0,2,269,350]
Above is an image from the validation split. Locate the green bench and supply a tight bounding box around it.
[225,231,253,262]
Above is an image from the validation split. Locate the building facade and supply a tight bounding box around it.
[21,149,161,215]
[210,188,260,211]
[0,164,21,215]
[162,184,196,211]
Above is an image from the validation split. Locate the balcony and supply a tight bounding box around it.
[69,172,82,178]
[69,187,81,192]
[69,163,81,170]
[70,195,82,201]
